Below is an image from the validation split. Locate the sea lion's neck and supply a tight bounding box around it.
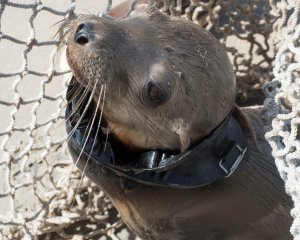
[236,106,292,206]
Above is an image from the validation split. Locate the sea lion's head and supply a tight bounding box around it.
[66,5,236,153]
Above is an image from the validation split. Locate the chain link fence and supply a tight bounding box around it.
[0,0,299,239]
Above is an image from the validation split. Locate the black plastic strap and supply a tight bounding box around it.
[66,77,247,188]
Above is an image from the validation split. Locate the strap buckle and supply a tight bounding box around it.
[219,144,247,177]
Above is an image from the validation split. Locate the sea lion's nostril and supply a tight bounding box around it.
[75,33,89,45]
[74,23,94,45]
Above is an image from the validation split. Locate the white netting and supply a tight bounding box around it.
[0,1,133,239]
[263,0,300,238]
[0,0,299,239]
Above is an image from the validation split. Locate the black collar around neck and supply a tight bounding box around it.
[66,81,247,188]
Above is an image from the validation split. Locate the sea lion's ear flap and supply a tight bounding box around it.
[171,119,191,152]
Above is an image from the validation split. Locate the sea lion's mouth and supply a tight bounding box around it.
[66,76,247,188]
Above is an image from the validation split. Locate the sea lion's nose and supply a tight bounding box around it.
[74,22,95,45]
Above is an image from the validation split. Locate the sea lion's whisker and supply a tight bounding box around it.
[72,83,103,167]
[65,81,84,105]
[67,82,97,141]
[64,103,94,190]
[66,87,83,105]
[89,84,105,151]
[56,79,91,130]
[66,86,90,120]
[66,76,97,126]
[89,84,106,153]
[53,85,86,130]
[71,155,90,208]
[66,82,83,94]
[71,84,104,207]
[54,20,77,58]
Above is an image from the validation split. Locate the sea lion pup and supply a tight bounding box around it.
[65,3,293,240]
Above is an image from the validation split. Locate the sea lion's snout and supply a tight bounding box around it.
[74,22,95,45]
[66,16,120,89]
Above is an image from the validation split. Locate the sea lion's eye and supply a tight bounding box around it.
[144,81,166,106]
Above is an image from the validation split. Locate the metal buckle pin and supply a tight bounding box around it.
[219,144,247,177]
